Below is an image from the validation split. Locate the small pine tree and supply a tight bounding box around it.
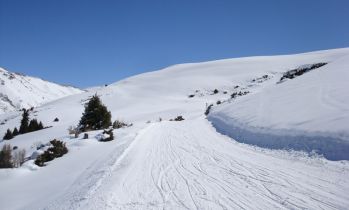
[0,144,13,168]
[19,109,29,134]
[79,94,112,131]
[38,121,44,129]
[12,127,19,136]
[3,129,13,140]
[28,119,39,132]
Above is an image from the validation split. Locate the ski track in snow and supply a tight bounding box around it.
[44,119,349,210]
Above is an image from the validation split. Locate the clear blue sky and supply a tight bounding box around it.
[1,0,348,88]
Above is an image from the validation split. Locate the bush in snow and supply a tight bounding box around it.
[0,144,13,168]
[12,149,26,168]
[53,117,59,122]
[205,104,213,116]
[35,151,54,167]
[3,129,13,140]
[83,133,89,139]
[35,139,68,167]
[68,125,80,138]
[49,140,68,158]
[78,94,112,132]
[231,92,237,99]
[231,91,249,99]
[279,62,327,82]
[112,120,129,129]
[67,126,76,135]
[174,116,185,121]
[213,89,219,94]
[100,129,114,142]
[216,100,221,105]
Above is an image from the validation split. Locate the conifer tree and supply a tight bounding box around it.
[12,127,19,136]
[3,129,13,140]
[79,94,112,131]
[28,119,39,132]
[38,121,44,129]
[19,109,29,134]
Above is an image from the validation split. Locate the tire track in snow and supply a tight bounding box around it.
[71,119,349,210]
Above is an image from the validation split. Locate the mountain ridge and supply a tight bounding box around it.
[0,67,83,114]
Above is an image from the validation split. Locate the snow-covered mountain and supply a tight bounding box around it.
[0,48,349,209]
[0,67,83,114]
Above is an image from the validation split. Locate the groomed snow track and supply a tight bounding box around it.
[45,119,349,210]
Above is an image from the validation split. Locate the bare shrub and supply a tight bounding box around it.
[68,125,80,138]
[13,149,26,167]
[0,144,13,168]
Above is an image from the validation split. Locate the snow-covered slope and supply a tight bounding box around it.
[208,50,349,160]
[0,48,349,210]
[0,67,83,114]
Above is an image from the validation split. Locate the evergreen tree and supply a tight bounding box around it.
[19,109,29,134]
[0,144,13,168]
[38,121,44,129]
[12,127,19,136]
[28,119,39,132]
[79,94,112,131]
[3,129,13,140]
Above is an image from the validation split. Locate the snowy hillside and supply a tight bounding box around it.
[208,50,349,160]
[0,67,83,114]
[0,48,349,209]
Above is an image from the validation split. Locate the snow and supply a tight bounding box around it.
[0,67,83,114]
[208,53,349,160]
[0,48,349,209]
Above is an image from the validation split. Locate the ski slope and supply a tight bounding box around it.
[0,48,349,209]
[45,120,349,210]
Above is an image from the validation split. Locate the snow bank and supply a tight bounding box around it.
[209,53,349,160]
[208,114,349,160]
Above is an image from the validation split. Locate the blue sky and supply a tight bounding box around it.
[1,0,348,88]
